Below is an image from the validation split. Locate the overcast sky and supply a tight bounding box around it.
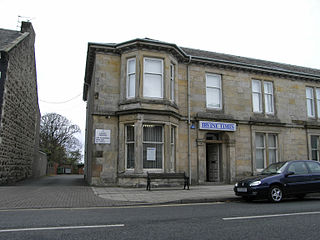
[1,0,320,149]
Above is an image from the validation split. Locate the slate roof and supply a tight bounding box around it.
[181,47,320,77]
[0,28,25,52]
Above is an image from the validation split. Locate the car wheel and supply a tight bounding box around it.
[269,185,283,203]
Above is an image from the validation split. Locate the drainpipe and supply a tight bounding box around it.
[187,56,192,184]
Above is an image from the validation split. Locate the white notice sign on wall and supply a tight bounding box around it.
[147,147,156,161]
[95,129,111,144]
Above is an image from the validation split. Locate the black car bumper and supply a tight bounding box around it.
[234,185,269,198]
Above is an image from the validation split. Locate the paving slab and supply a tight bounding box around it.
[0,175,239,210]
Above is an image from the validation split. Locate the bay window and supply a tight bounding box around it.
[126,125,135,169]
[143,125,163,169]
[143,58,163,98]
[127,58,136,99]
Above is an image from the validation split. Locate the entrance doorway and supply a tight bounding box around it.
[206,144,220,182]
[206,133,221,182]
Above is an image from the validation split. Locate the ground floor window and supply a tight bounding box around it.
[170,126,176,172]
[255,133,278,170]
[126,125,135,169]
[311,135,320,161]
[143,125,163,169]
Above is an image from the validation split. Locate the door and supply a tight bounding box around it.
[206,144,220,182]
[284,161,312,194]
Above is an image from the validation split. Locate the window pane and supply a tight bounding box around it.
[253,93,262,112]
[306,87,313,98]
[307,99,315,117]
[207,75,220,88]
[143,144,163,168]
[264,82,273,94]
[127,143,135,168]
[269,149,276,165]
[312,150,318,161]
[306,162,320,173]
[206,88,220,108]
[256,149,264,169]
[252,80,261,92]
[265,94,273,113]
[128,59,135,73]
[143,125,162,142]
[126,125,134,141]
[144,74,162,98]
[256,134,265,148]
[311,136,318,149]
[268,134,276,148]
[145,59,162,73]
[128,75,135,98]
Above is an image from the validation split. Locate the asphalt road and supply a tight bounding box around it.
[1,199,320,240]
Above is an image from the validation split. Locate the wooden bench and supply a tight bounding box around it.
[146,172,190,191]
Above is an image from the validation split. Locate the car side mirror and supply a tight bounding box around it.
[285,171,294,177]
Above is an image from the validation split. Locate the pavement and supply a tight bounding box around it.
[0,175,238,210]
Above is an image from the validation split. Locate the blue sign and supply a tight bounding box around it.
[199,121,236,132]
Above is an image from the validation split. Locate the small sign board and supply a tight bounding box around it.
[147,147,156,161]
[95,129,111,144]
[199,121,236,132]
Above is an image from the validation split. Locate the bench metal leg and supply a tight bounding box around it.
[146,178,151,191]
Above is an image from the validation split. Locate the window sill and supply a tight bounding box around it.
[120,98,178,109]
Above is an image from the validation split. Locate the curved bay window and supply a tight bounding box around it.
[143,125,163,169]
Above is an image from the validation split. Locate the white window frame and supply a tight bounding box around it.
[206,73,222,109]
[255,133,278,171]
[125,125,135,170]
[126,58,136,99]
[142,124,164,171]
[306,87,315,118]
[264,81,274,114]
[143,58,163,99]
[170,64,175,102]
[252,80,262,113]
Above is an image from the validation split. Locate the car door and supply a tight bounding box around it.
[283,161,312,194]
[305,161,320,192]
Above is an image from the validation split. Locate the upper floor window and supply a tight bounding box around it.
[206,73,222,109]
[306,87,320,118]
[127,58,136,99]
[170,64,175,101]
[252,80,274,114]
[143,58,163,98]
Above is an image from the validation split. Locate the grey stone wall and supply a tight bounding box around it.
[0,23,40,184]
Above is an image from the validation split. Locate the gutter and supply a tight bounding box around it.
[187,55,192,184]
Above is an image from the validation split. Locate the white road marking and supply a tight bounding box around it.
[0,224,125,233]
[223,211,320,221]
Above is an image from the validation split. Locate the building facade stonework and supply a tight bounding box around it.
[83,38,320,186]
[0,22,41,184]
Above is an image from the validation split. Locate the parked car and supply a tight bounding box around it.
[234,160,320,202]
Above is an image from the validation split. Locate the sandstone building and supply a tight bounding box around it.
[83,38,320,186]
[0,22,42,184]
